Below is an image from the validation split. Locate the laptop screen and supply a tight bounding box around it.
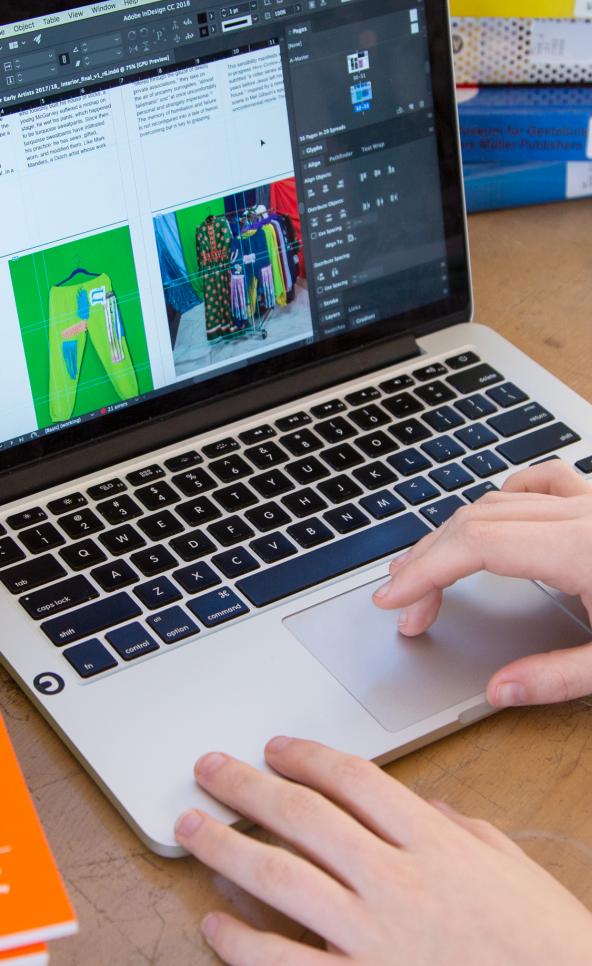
[0,0,469,467]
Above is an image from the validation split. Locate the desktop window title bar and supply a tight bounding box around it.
[0,1,191,41]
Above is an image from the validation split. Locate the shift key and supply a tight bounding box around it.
[41,592,141,646]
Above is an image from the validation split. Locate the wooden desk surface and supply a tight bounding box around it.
[2,200,592,964]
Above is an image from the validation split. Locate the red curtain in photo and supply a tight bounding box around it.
[270,177,306,277]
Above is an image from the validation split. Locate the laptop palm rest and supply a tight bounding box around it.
[284,573,592,733]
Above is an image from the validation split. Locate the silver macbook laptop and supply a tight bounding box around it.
[1,0,591,856]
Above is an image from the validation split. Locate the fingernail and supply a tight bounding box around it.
[175,810,203,839]
[266,736,292,754]
[196,752,227,777]
[398,610,408,628]
[201,914,219,944]
[373,581,392,600]
[495,682,527,708]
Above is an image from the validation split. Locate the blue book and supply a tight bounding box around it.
[458,86,592,163]
[463,161,592,213]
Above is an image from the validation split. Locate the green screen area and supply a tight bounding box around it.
[9,226,153,430]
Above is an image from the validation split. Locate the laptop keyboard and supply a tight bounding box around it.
[0,350,587,682]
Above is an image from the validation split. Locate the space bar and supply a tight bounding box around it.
[236,515,430,608]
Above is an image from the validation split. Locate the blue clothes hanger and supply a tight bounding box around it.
[56,263,100,287]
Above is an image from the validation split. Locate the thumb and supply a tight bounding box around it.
[487,642,592,708]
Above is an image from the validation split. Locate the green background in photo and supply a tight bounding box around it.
[9,226,153,430]
[175,197,225,300]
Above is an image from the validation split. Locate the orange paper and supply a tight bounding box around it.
[0,944,48,964]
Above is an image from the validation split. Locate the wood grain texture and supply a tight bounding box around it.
[1,201,591,964]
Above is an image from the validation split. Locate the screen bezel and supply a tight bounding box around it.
[0,0,471,488]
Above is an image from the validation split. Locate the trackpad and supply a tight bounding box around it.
[283,573,591,733]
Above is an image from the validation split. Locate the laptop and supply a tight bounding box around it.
[1,0,591,857]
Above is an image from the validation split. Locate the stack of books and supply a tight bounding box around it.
[452,0,592,212]
[0,716,77,964]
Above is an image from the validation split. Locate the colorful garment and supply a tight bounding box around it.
[262,223,287,307]
[196,217,237,342]
[49,273,138,423]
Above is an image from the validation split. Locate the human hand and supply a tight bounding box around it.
[175,738,592,965]
[373,460,592,708]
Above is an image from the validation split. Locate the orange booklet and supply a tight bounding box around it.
[0,715,77,952]
[0,944,48,964]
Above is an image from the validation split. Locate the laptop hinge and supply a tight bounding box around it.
[1,333,421,506]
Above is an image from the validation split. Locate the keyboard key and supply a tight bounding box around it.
[250,532,298,564]
[389,419,431,445]
[422,405,464,433]
[87,478,126,500]
[239,424,276,445]
[99,525,145,556]
[209,455,253,483]
[310,399,346,419]
[164,450,203,472]
[348,405,390,431]
[315,416,358,444]
[414,381,456,406]
[421,495,465,527]
[321,443,364,472]
[286,456,330,485]
[379,374,414,394]
[360,490,405,519]
[288,518,334,549]
[413,362,447,382]
[91,560,139,593]
[131,545,178,577]
[97,495,143,525]
[212,547,260,579]
[60,509,104,540]
[463,451,508,478]
[318,474,362,505]
[127,464,165,487]
[388,448,431,477]
[0,523,5,536]
[429,463,474,491]
[41,592,141,646]
[422,436,465,464]
[281,429,323,456]
[244,442,288,470]
[345,387,380,406]
[202,437,240,459]
[463,481,499,503]
[214,482,259,511]
[60,539,107,571]
[63,639,118,678]
[106,623,160,662]
[496,423,580,466]
[395,477,440,506]
[246,502,291,533]
[208,516,254,547]
[6,507,47,530]
[353,461,397,490]
[276,412,312,432]
[47,493,87,516]
[445,351,480,370]
[324,504,370,535]
[283,488,327,518]
[355,431,398,458]
[173,561,221,594]
[575,456,592,475]
[382,392,423,419]
[0,537,23,568]
[19,524,65,555]
[249,471,293,500]
[455,424,498,450]
[138,510,183,542]
[486,382,528,408]
[147,606,199,644]
[238,515,430,607]
[136,482,180,511]
[488,403,553,439]
[134,576,182,610]
[172,468,217,497]
[1,554,67,594]
[447,363,503,395]
[176,496,221,527]
[188,587,249,627]
[20,575,99,620]
[170,530,216,561]
[455,393,497,420]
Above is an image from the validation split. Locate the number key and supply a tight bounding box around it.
[60,509,104,539]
